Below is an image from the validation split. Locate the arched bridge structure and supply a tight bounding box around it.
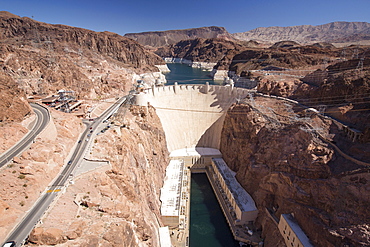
[135,83,252,153]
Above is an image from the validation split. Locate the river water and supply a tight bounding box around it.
[165,63,222,85]
[190,174,240,247]
[164,63,239,247]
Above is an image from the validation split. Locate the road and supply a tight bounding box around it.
[0,103,50,169]
[2,96,129,247]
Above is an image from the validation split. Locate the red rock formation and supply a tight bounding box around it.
[0,71,31,122]
[24,105,170,246]
[0,11,164,98]
[155,38,246,64]
[125,26,235,48]
[220,99,370,246]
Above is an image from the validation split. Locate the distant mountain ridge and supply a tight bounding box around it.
[124,26,234,48]
[232,21,370,44]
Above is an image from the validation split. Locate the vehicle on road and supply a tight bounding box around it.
[78,140,82,143]
[67,161,72,165]
[2,241,16,247]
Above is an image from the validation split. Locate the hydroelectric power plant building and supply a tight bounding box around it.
[209,158,258,225]
[160,159,188,228]
[134,83,263,246]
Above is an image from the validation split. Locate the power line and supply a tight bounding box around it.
[296,92,370,102]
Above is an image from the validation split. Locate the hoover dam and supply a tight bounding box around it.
[134,82,262,246]
[135,83,251,152]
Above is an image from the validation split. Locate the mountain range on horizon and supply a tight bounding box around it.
[125,21,370,48]
[1,11,369,48]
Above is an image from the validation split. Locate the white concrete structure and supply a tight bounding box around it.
[210,158,258,224]
[170,147,222,172]
[159,227,173,247]
[278,214,313,247]
[135,83,251,153]
[133,71,167,87]
[210,69,229,81]
[155,64,171,73]
[160,159,188,228]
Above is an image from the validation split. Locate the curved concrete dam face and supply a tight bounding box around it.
[135,84,251,153]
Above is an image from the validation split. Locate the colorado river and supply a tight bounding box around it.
[190,174,239,247]
[165,63,222,85]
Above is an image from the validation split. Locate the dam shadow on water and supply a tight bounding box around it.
[190,173,239,247]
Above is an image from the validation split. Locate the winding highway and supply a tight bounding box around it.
[2,96,129,247]
[0,103,50,169]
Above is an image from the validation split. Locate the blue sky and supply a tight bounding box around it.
[1,0,369,35]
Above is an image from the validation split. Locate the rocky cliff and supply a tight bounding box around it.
[155,38,246,64]
[22,105,169,246]
[125,26,234,48]
[0,70,31,122]
[233,21,370,45]
[0,11,164,99]
[220,97,370,246]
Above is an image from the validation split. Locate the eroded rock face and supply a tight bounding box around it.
[0,11,164,98]
[29,228,66,245]
[27,105,169,246]
[220,99,370,246]
[0,71,31,122]
[155,38,246,65]
[125,26,234,48]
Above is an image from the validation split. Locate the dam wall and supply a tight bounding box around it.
[135,84,251,153]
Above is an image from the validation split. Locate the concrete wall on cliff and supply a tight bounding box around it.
[136,84,251,152]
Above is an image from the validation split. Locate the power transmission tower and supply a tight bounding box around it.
[352,48,359,59]
[112,94,135,126]
[43,40,56,65]
[341,48,347,61]
[356,58,364,77]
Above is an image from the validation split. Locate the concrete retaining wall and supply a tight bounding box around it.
[136,84,251,152]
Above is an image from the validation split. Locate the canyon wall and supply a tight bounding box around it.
[125,26,234,48]
[0,11,164,99]
[220,97,370,246]
[25,105,170,246]
[156,38,245,64]
[0,70,31,122]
